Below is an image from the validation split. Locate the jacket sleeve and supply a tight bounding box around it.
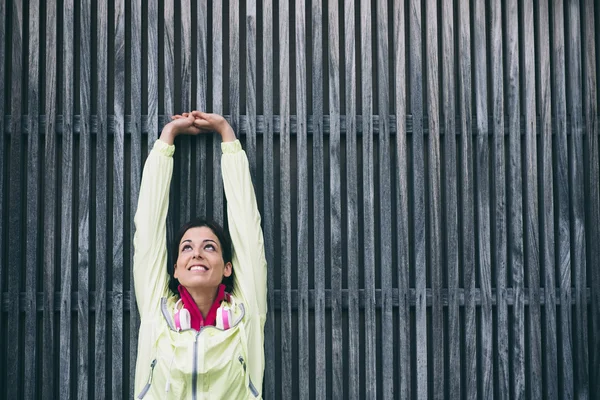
[133,139,175,319]
[221,140,268,321]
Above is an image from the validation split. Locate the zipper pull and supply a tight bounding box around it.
[238,356,247,372]
[137,359,157,399]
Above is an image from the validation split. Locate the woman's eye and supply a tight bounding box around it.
[205,244,215,251]
[182,245,192,251]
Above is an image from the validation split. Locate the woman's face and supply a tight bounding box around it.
[173,226,232,290]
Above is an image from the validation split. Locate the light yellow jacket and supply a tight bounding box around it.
[133,139,267,399]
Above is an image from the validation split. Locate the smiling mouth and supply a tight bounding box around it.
[189,265,209,271]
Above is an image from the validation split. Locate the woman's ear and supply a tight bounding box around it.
[173,263,179,278]
[223,262,233,277]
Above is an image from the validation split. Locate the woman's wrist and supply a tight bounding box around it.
[219,124,236,143]
[159,123,178,145]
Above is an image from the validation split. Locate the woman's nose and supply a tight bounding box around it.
[193,248,204,259]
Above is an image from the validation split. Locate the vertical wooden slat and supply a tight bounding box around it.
[441,1,459,398]
[582,0,600,395]
[164,0,175,118]
[148,0,159,143]
[473,1,493,398]
[295,1,310,399]
[0,0,5,391]
[262,0,276,397]
[536,2,558,398]
[393,3,411,399]
[211,0,224,223]
[194,0,208,217]
[246,0,257,174]
[7,1,23,398]
[178,0,193,225]
[94,0,108,397]
[78,0,92,397]
[552,1,573,397]
[328,1,343,398]
[376,1,393,398]
[425,1,443,398]
[566,2,590,396]
[59,0,74,397]
[112,0,126,397]
[345,0,360,397]
[229,0,240,134]
[311,0,326,397]
[521,1,542,398]
[130,0,143,397]
[24,1,40,398]
[360,0,376,398]
[506,1,526,398]
[43,1,58,398]
[409,1,427,398]
[490,1,508,399]
[279,0,292,397]
[457,0,476,398]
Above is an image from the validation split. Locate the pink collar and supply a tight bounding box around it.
[177,284,227,330]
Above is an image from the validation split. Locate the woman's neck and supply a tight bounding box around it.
[185,286,219,318]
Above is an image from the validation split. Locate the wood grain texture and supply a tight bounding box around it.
[566,2,590,397]
[521,2,542,398]
[7,1,23,398]
[129,0,143,396]
[582,0,600,395]
[78,0,92,398]
[552,0,574,397]
[344,1,360,397]
[425,1,443,398]
[506,1,526,398]
[457,1,477,398]
[229,0,240,134]
[360,0,376,398]
[42,1,58,398]
[94,0,109,397]
[279,0,293,397]
[441,2,460,398]
[295,1,310,399]
[0,0,4,391]
[473,1,493,398]
[328,1,343,398]
[211,0,224,223]
[376,1,394,398]
[147,0,159,143]
[246,0,257,175]
[24,1,40,398]
[195,0,208,217]
[311,1,326,398]
[489,1,508,399]
[59,1,74,397]
[262,0,276,397]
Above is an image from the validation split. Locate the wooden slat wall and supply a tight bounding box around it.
[1,1,600,399]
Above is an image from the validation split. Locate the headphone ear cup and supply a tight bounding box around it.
[179,308,191,330]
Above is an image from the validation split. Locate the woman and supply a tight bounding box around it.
[133,111,267,399]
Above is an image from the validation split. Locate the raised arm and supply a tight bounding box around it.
[191,112,268,319]
[133,114,206,318]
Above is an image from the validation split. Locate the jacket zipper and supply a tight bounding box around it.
[192,329,202,400]
[136,359,157,399]
[238,356,260,397]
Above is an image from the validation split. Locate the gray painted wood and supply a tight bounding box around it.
[229,0,240,135]
[7,1,23,398]
[489,1,508,398]
[311,1,326,398]
[536,2,558,398]
[566,2,590,397]
[328,2,343,399]
[147,0,159,143]
[295,1,310,399]
[211,0,224,224]
[111,1,126,398]
[552,0,574,397]
[457,1,477,398]
[582,0,600,395]
[129,0,143,397]
[376,1,394,398]
[94,0,109,397]
[246,0,257,175]
[441,2,459,398]
[473,1,493,398]
[194,0,208,218]
[24,1,40,398]
[262,0,276,397]
[344,1,360,397]
[42,1,58,398]
[59,1,75,398]
[360,0,376,398]
[78,0,92,398]
[425,2,443,398]
[0,0,4,391]
[279,1,292,397]
[521,2,542,398]
[506,1,526,398]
